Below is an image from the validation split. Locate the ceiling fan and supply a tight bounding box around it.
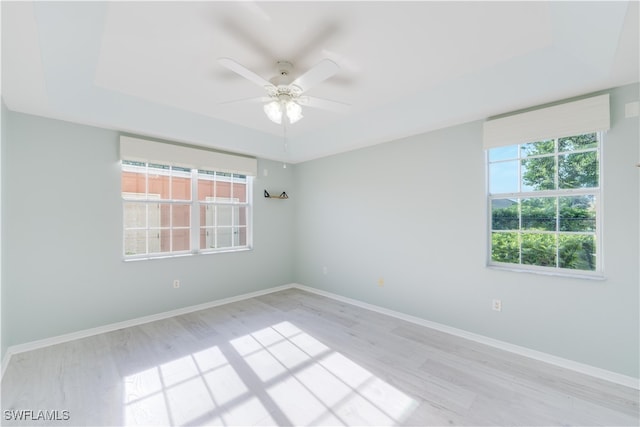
[218,57,349,125]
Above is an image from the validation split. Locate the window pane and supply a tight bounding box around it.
[200,227,215,250]
[217,205,233,227]
[559,133,597,152]
[559,151,598,189]
[200,228,209,250]
[172,204,190,228]
[172,229,190,252]
[200,204,215,227]
[172,175,191,201]
[521,233,556,267]
[217,180,232,199]
[122,170,146,196]
[238,206,248,226]
[491,199,519,230]
[489,160,518,194]
[489,145,518,162]
[559,196,596,232]
[559,234,596,271]
[521,197,556,231]
[521,156,555,191]
[123,202,147,228]
[237,226,247,246]
[198,174,215,201]
[159,229,170,252]
[234,175,248,203]
[491,232,519,264]
[148,230,162,254]
[521,140,555,157]
[217,228,233,248]
[148,171,170,199]
[124,230,146,255]
[159,204,171,227]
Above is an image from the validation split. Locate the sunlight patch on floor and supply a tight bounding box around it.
[122,321,417,426]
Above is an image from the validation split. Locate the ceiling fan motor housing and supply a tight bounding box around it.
[271,61,294,85]
[266,84,302,102]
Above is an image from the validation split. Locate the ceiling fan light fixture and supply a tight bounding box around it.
[219,57,346,127]
[286,101,303,124]
[264,101,282,124]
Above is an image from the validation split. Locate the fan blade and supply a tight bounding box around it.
[218,57,275,89]
[290,59,339,93]
[299,96,350,113]
[218,96,271,105]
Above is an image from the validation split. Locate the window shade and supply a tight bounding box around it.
[483,94,610,149]
[120,136,257,176]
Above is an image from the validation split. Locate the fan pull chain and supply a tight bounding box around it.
[282,119,288,168]
[282,119,289,153]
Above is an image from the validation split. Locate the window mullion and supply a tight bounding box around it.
[556,195,560,268]
[191,169,199,254]
[554,139,560,268]
[518,198,522,265]
[168,168,173,253]
[214,205,218,249]
[145,163,150,255]
[554,138,559,192]
[517,145,522,193]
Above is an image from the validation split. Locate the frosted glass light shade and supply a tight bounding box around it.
[264,101,283,124]
[286,101,303,124]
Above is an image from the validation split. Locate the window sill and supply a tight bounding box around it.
[487,264,605,281]
[123,247,252,262]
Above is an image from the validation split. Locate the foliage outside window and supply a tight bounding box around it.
[122,161,251,259]
[488,133,601,274]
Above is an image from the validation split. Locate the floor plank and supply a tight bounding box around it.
[2,289,638,426]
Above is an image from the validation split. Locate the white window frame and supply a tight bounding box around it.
[486,133,603,278]
[122,161,253,260]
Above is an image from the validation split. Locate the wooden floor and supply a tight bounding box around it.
[2,288,638,426]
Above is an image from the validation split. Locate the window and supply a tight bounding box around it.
[122,161,252,259]
[487,133,601,274]
[119,136,257,259]
[122,162,191,256]
[197,170,250,251]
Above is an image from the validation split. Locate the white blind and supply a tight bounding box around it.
[120,136,257,176]
[483,94,610,149]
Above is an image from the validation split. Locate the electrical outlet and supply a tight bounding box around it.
[322,266,328,275]
[492,299,502,312]
[173,279,180,289]
[378,278,384,287]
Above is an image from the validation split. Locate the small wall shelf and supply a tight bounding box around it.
[264,190,289,199]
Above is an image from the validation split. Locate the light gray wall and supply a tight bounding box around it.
[3,111,295,348]
[294,83,640,378]
[1,102,7,362]
[3,84,638,379]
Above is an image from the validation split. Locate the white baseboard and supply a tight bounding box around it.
[291,283,639,390]
[3,282,638,390]
[1,283,296,379]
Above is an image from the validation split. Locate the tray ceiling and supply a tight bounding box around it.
[2,1,638,163]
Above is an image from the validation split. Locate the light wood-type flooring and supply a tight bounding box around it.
[2,288,639,426]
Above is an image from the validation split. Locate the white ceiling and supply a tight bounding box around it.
[2,1,638,163]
